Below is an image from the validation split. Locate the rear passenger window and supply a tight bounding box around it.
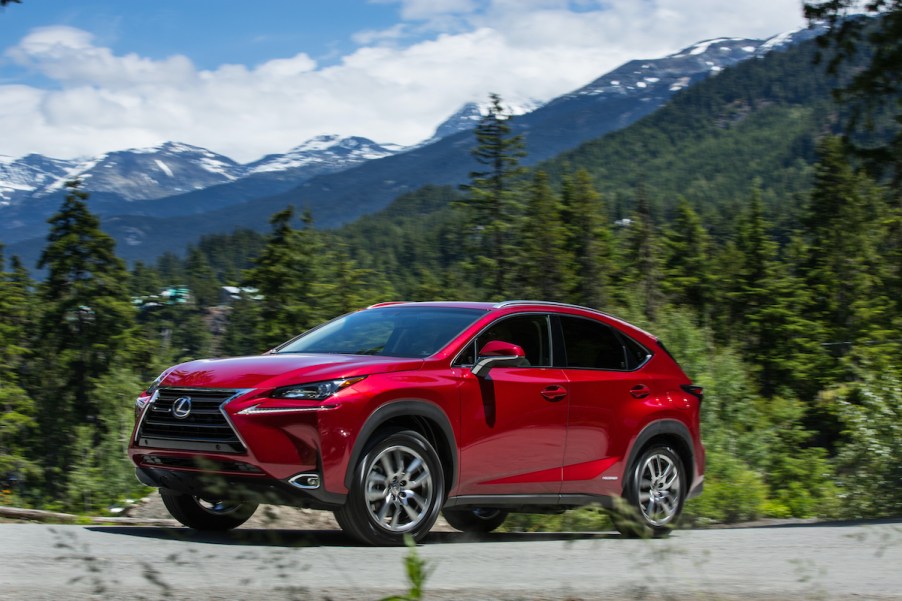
[622,334,651,369]
[560,316,626,370]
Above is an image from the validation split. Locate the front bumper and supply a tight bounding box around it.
[135,466,346,510]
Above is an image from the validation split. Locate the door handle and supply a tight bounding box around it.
[541,385,568,402]
[630,384,651,399]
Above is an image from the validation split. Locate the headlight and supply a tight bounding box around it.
[134,368,172,419]
[134,389,158,419]
[271,377,366,401]
[238,377,366,416]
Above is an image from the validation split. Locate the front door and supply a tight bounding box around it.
[455,314,567,495]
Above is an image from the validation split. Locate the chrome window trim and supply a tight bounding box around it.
[452,312,554,369]
[556,314,652,372]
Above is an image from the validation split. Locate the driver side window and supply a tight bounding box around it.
[458,314,551,367]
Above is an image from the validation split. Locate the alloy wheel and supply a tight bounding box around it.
[637,451,682,526]
[364,443,434,532]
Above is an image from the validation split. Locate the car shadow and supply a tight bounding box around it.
[84,526,620,548]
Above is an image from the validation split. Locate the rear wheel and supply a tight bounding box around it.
[335,429,444,546]
[443,507,508,534]
[612,444,685,538]
[160,490,257,530]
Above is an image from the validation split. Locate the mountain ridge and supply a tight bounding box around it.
[2,25,824,269]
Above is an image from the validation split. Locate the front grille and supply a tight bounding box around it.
[137,387,246,453]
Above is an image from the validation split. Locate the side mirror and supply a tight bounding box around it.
[472,340,527,378]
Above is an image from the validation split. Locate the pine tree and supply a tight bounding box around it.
[247,207,330,347]
[621,185,664,319]
[804,137,894,348]
[220,292,263,357]
[805,1,902,186]
[732,188,828,398]
[456,93,527,299]
[514,171,573,301]
[0,247,39,498]
[32,180,137,493]
[662,198,712,315]
[184,247,219,308]
[560,170,613,309]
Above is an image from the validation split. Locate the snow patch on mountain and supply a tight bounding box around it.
[246,135,400,175]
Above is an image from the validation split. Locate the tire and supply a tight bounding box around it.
[160,489,257,531]
[612,444,686,538]
[335,429,444,546]
[443,507,508,534]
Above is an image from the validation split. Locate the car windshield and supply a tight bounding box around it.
[275,306,485,358]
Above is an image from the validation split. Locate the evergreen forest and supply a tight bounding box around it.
[0,7,900,527]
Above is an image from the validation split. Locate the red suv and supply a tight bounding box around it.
[130,301,704,544]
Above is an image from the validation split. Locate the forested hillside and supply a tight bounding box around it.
[1,14,899,525]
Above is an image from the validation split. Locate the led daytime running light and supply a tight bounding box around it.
[272,376,365,401]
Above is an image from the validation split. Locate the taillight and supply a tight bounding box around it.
[681,384,703,403]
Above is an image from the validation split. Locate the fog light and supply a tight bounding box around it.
[288,473,321,489]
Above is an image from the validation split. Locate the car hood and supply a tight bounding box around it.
[159,353,424,391]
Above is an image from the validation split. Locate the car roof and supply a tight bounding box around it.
[365,300,657,342]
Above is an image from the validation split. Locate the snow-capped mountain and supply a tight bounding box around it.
[557,28,822,105]
[0,154,73,207]
[3,25,827,266]
[246,135,400,177]
[0,142,243,208]
[0,136,402,222]
[427,98,545,143]
[54,142,244,202]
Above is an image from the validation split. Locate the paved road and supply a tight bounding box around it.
[1,520,900,600]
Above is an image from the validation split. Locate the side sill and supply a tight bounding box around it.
[444,493,615,512]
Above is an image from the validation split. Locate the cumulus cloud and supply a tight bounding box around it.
[0,1,806,163]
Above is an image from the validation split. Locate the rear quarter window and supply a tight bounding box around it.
[559,316,627,370]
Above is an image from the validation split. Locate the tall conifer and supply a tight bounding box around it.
[457,93,526,299]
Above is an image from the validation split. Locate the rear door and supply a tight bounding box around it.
[554,315,652,495]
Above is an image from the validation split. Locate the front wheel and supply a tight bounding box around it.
[612,445,686,538]
[160,490,257,530]
[443,507,508,534]
[335,429,444,546]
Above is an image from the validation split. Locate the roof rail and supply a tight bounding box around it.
[493,300,589,311]
[366,301,412,309]
[493,299,617,318]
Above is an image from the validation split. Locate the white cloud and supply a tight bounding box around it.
[0,1,806,163]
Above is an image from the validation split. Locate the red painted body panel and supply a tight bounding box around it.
[456,367,568,495]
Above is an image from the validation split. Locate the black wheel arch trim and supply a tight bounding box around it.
[343,399,458,491]
[624,419,696,489]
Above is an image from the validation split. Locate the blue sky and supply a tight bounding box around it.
[0,0,808,162]
[2,1,400,78]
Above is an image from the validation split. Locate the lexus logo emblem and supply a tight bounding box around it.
[172,396,192,419]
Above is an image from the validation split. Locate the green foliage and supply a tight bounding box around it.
[828,364,902,518]
[0,248,39,497]
[513,171,574,300]
[29,181,138,497]
[683,449,768,525]
[661,198,712,315]
[805,2,902,184]
[561,169,613,308]
[379,535,432,601]
[456,93,527,298]
[619,185,665,319]
[755,396,841,519]
[501,505,613,533]
[64,368,148,513]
